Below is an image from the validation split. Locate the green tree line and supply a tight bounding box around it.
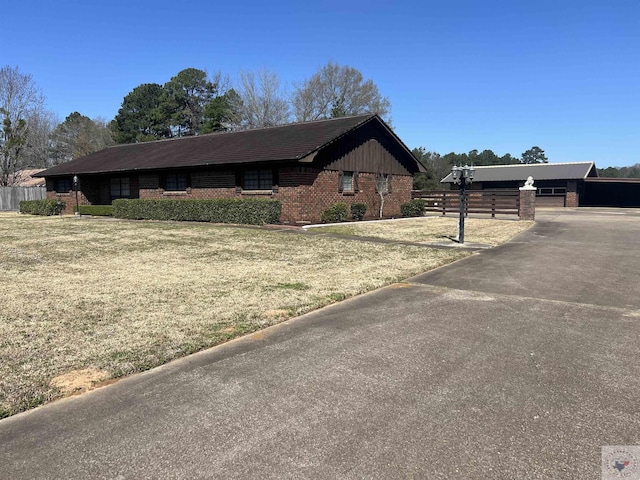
[597,164,640,178]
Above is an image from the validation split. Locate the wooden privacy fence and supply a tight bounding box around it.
[412,189,520,217]
[0,186,46,211]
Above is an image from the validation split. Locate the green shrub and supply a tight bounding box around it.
[350,203,367,221]
[401,199,427,217]
[75,205,113,216]
[321,202,349,223]
[112,198,281,225]
[19,199,65,216]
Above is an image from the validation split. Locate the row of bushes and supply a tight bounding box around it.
[20,197,424,223]
[18,198,280,225]
[19,199,65,216]
[321,202,368,223]
[19,200,115,217]
[112,198,282,225]
[320,200,427,223]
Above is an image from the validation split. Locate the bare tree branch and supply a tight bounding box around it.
[22,108,57,168]
[292,62,391,122]
[0,66,47,185]
[236,69,290,129]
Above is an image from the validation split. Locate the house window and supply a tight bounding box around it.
[111,177,130,199]
[54,177,72,193]
[341,171,354,192]
[243,169,273,190]
[376,174,391,194]
[165,173,189,191]
[538,187,566,195]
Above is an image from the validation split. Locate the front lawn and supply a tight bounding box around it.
[310,216,533,246]
[0,214,472,417]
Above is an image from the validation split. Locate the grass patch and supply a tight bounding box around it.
[312,216,533,246]
[0,213,477,417]
[275,282,311,291]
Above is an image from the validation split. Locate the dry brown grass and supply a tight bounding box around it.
[0,213,473,417]
[311,216,533,246]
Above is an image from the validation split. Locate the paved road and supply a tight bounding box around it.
[2,208,639,479]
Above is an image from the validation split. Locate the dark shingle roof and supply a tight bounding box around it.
[38,114,385,177]
[441,162,597,183]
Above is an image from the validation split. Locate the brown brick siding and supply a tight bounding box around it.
[518,188,536,220]
[135,170,413,224]
[56,170,414,223]
[272,170,412,223]
[565,180,579,207]
[277,170,403,223]
[46,190,90,215]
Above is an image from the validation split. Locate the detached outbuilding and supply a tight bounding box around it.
[36,114,424,223]
[441,162,598,207]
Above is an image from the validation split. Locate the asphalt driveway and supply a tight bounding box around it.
[1,208,639,479]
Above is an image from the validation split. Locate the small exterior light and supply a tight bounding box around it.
[451,166,461,184]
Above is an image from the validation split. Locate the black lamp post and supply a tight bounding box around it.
[450,165,475,243]
[73,175,80,216]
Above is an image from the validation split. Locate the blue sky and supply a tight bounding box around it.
[4,0,639,168]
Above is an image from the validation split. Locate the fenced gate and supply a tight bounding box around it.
[0,186,46,211]
[411,189,520,217]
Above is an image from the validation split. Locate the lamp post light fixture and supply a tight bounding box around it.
[73,175,80,216]
[450,165,475,243]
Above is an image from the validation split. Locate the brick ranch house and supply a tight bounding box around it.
[36,114,425,223]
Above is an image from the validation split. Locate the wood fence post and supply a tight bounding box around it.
[491,193,496,218]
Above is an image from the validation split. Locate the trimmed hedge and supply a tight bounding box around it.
[350,203,367,221]
[321,202,348,223]
[401,199,427,217]
[112,198,282,225]
[19,199,65,216]
[75,205,113,216]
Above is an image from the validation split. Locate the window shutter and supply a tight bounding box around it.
[388,174,393,193]
[338,171,344,193]
[353,172,359,192]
